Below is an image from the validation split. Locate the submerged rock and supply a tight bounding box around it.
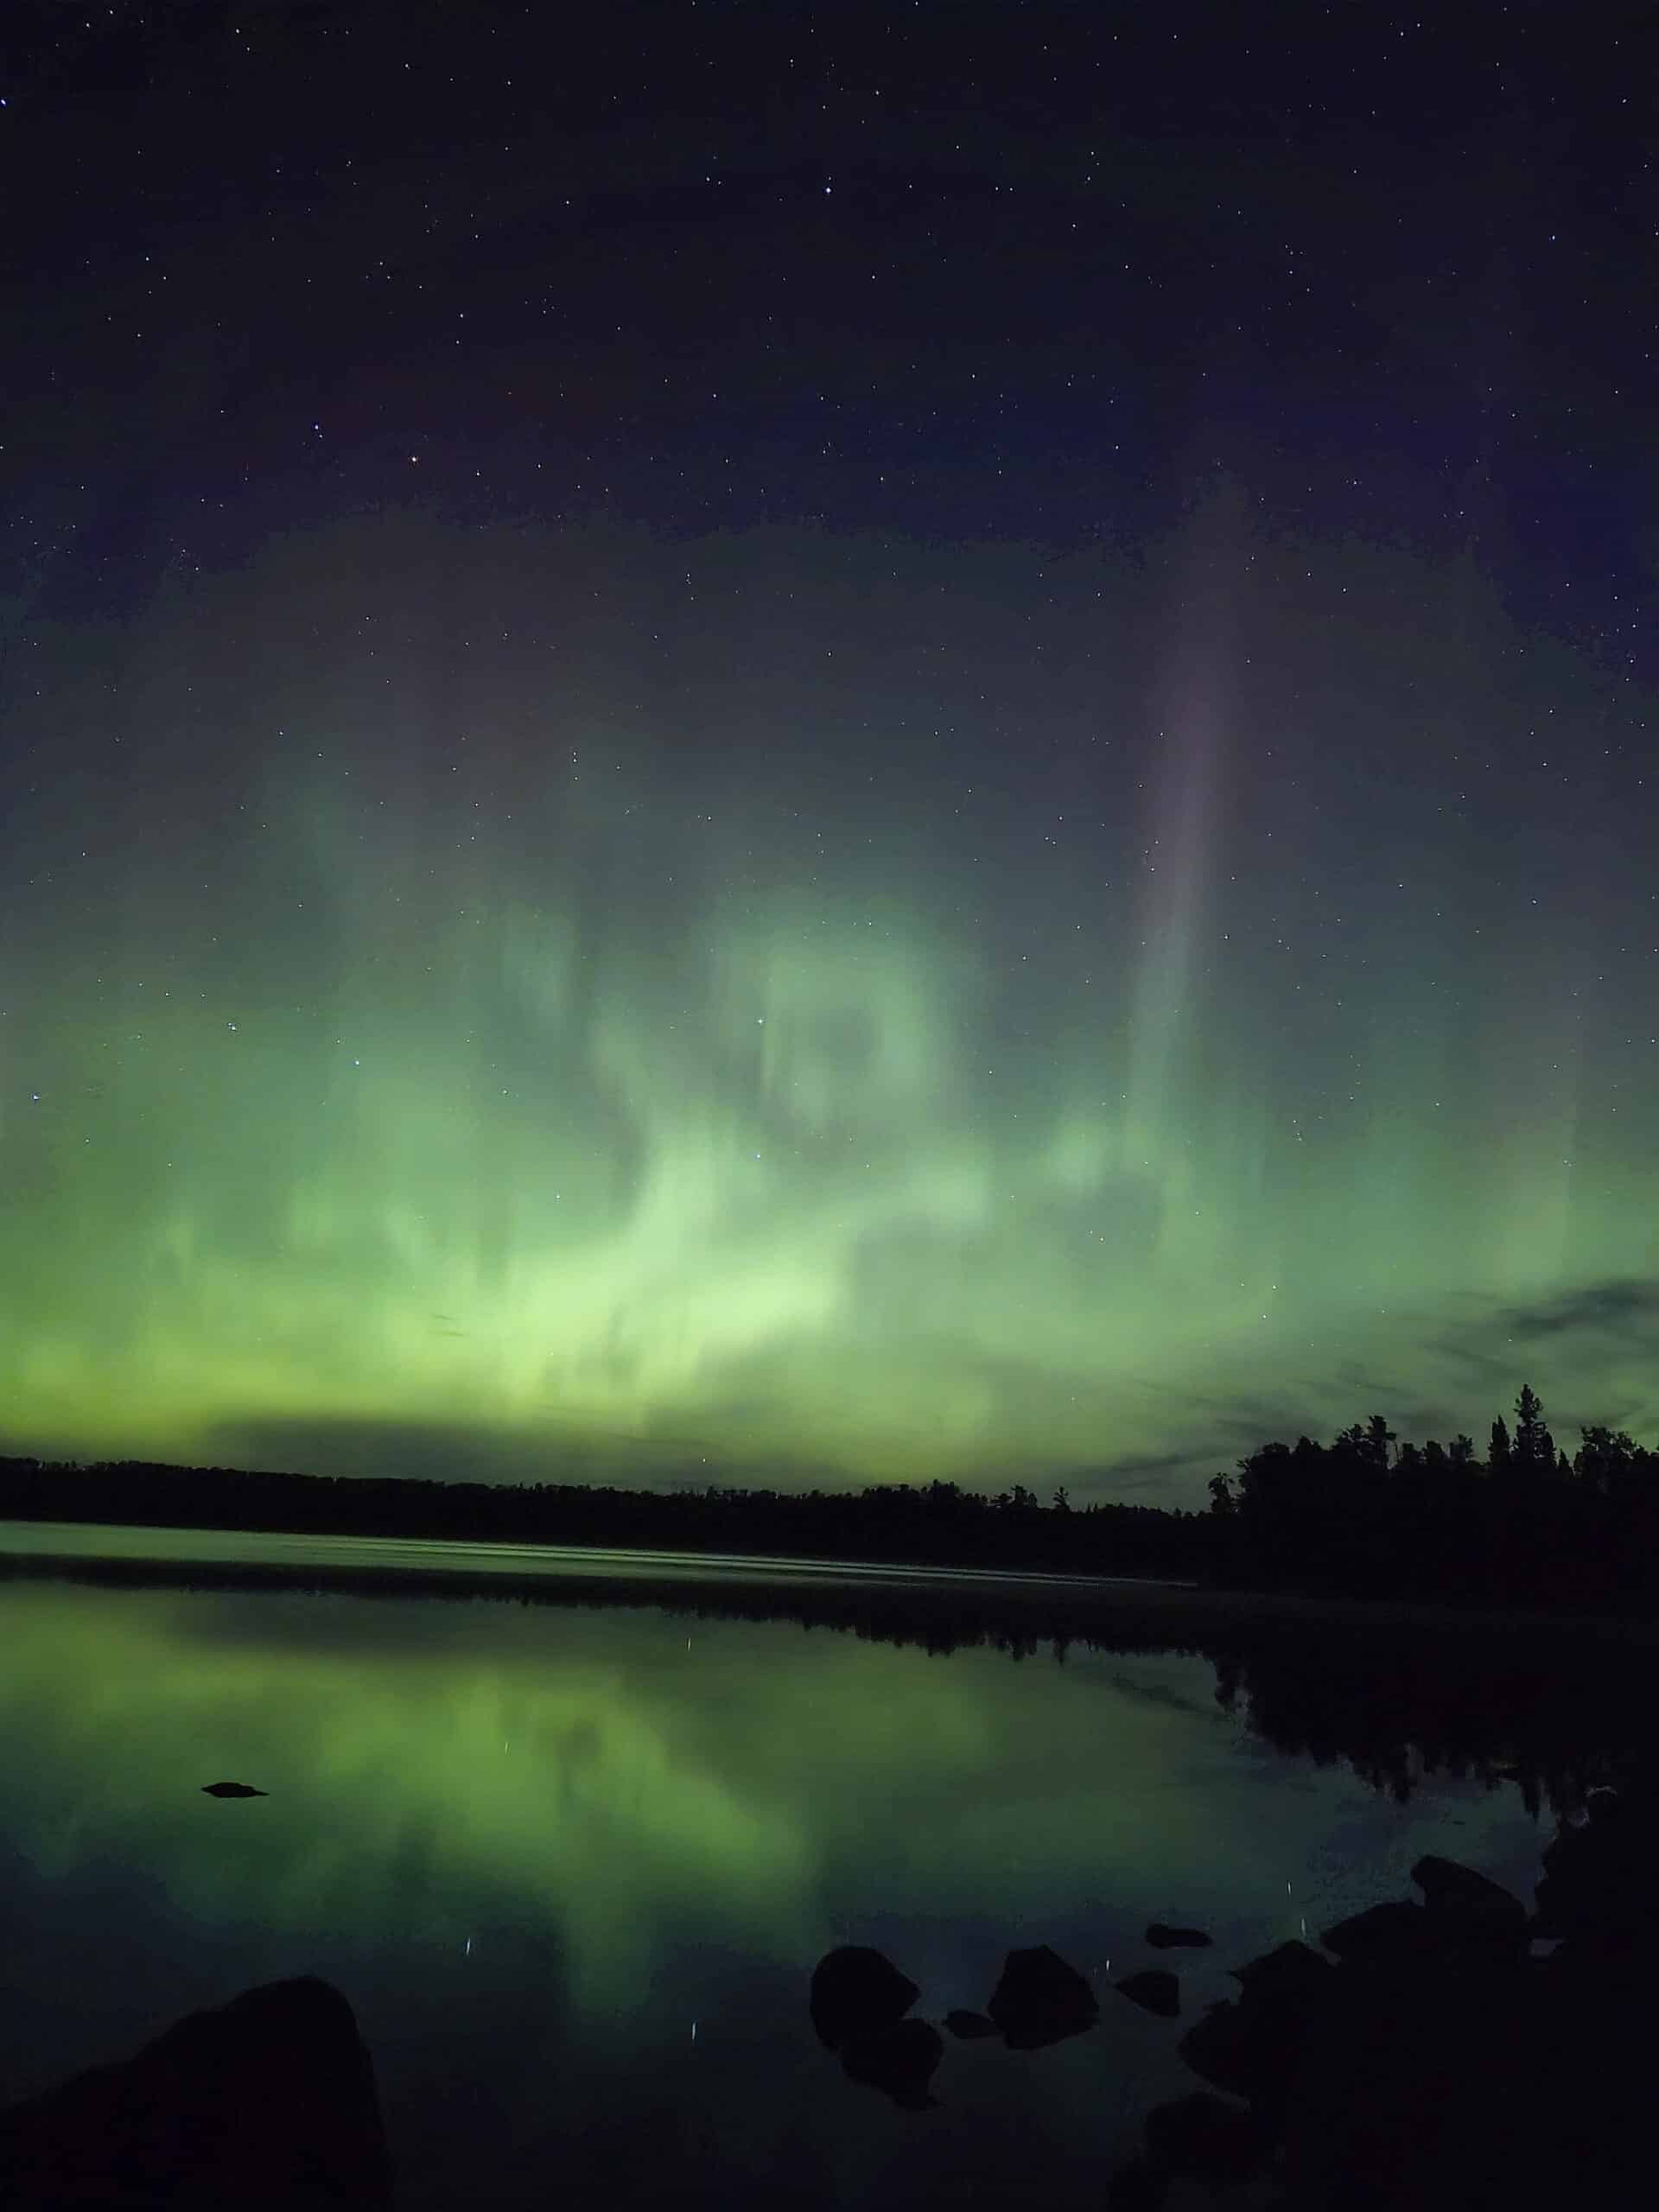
[1144,1923,1211,1949]
[942,2009,998,2040]
[1114,1969,1179,2018]
[839,2018,944,2109]
[985,1944,1099,2050]
[0,1976,390,2209]
[809,1946,918,2052]
[200,1781,267,1798]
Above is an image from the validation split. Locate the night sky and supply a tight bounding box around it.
[3,1,1656,1500]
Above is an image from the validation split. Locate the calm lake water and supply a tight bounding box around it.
[1,1522,1645,2209]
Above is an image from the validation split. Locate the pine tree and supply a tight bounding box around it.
[1513,1384,1553,1472]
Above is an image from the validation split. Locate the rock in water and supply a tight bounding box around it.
[1229,1940,1333,2007]
[200,1782,267,1798]
[1116,1969,1180,2018]
[839,2018,944,2108]
[1318,1898,1441,1965]
[809,1946,918,2051]
[1179,1941,1338,2124]
[985,1944,1099,2050]
[1145,1923,1212,1949]
[0,1976,391,2208]
[1409,1854,1529,1954]
[943,2009,999,2039]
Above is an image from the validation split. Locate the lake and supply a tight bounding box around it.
[1,1522,1649,2209]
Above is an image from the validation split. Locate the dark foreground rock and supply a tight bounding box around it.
[808,1946,918,2051]
[1317,1897,1444,1965]
[1178,1990,1312,2120]
[0,1976,391,2209]
[1144,2089,1268,2187]
[1533,1777,1659,1945]
[1113,1969,1179,2018]
[839,2018,944,2109]
[1116,1811,1659,2210]
[1227,1939,1332,2007]
[985,1944,1099,2050]
[1104,2158,1168,2211]
[1173,1942,1334,2125]
[1281,1938,1647,2207]
[942,2009,998,2039]
[200,1781,267,1798]
[1408,1852,1529,1954]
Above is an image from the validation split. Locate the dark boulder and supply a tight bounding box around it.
[984,1944,1098,2050]
[1277,1940,1645,2209]
[809,1946,918,2052]
[1178,1942,1337,2129]
[1541,1926,1649,2005]
[1409,1855,1529,1954]
[1130,1788,1659,2210]
[200,1782,266,1798]
[1105,2156,1169,2209]
[1144,1923,1211,1949]
[0,1976,391,2209]
[1142,2088,1268,2188]
[1229,1940,1333,2009]
[1318,1898,1446,1965]
[942,2009,998,2039]
[838,2018,944,2109]
[1176,2002,1266,2105]
[1114,1969,1179,2019]
[1532,1790,1659,1946]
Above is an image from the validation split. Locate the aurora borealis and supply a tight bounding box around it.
[3,4,1656,1501]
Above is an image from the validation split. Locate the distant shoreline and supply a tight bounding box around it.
[5,1518,1657,1644]
[9,1409,1659,1638]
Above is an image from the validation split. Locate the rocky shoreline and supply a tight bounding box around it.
[5,1770,1652,2207]
[804,1769,1659,2209]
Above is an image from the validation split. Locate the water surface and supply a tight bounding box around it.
[0,1523,1630,2208]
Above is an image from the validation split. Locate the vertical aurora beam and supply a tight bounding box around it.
[1122,531,1235,1300]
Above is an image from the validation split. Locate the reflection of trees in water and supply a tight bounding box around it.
[1205,1623,1632,1816]
[3,1549,1644,1817]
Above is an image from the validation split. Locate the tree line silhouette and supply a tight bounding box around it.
[1206,1384,1659,1610]
[1,1383,1656,1614]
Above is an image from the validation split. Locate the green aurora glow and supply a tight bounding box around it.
[0,1577,1516,2018]
[3,513,1655,1496]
